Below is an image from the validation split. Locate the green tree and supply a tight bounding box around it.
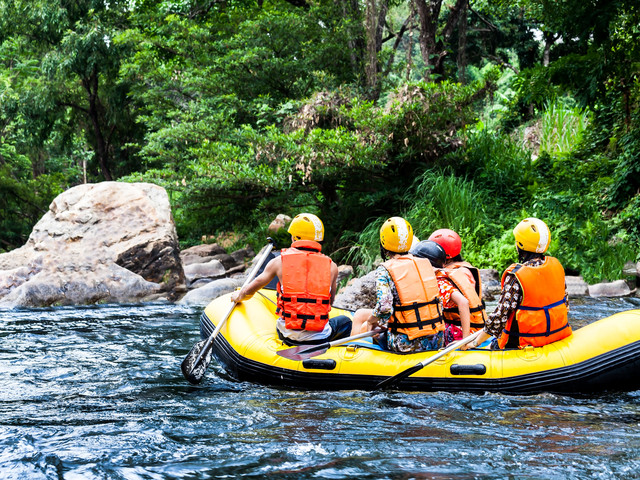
[0,0,143,182]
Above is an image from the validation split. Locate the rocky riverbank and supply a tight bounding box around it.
[0,182,637,308]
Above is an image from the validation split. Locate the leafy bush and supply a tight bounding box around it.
[448,126,534,208]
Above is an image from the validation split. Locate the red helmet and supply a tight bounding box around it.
[428,229,461,259]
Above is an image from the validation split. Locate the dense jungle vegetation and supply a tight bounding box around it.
[1,0,639,282]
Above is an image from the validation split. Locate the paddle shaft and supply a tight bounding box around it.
[187,240,275,375]
[373,329,483,390]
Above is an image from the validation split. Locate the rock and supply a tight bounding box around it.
[268,214,291,233]
[180,254,211,266]
[231,247,255,265]
[480,268,501,300]
[178,277,242,306]
[623,261,637,276]
[334,270,377,311]
[565,276,589,297]
[211,253,239,270]
[183,260,227,285]
[0,182,184,307]
[337,265,354,285]
[180,243,226,259]
[182,253,239,269]
[588,280,632,298]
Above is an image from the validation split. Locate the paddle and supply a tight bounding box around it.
[277,327,385,361]
[181,239,275,385]
[372,329,483,391]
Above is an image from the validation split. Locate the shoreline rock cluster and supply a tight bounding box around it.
[0,182,637,309]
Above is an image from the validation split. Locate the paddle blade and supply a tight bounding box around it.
[181,339,213,385]
[374,363,423,390]
[277,344,329,361]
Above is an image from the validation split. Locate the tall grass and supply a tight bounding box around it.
[406,171,486,237]
[538,98,590,155]
[341,170,507,273]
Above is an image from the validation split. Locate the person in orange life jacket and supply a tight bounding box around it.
[230,213,352,346]
[410,240,473,350]
[350,217,445,353]
[469,218,572,350]
[427,229,487,347]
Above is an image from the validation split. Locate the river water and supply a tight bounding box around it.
[2,297,640,479]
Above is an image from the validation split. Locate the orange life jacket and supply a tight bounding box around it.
[383,255,444,340]
[277,240,332,332]
[442,262,486,331]
[498,256,571,349]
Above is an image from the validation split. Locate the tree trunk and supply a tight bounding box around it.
[340,0,366,83]
[457,0,468,83]
[83,68,112,181]
[413,0,442,78]
[364,0,389,99]
[413,0,468,80]
[543,32,555,67]
[406,3,415,80]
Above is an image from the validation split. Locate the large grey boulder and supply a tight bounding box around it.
[588,280,632,298]
[0,182,185,307]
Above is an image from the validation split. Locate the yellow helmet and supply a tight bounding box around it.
[514,217,550,253]
[380,217,413,253]
[287,213,324,241]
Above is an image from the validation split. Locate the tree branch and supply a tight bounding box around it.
[383,16,411,76]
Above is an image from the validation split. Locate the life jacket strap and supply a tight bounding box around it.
[516,296,567,312]
[506,296,569,337]
[444,318,485,329]
[279,296,330,305]
[504,322,571,338]
[281,311,330,330]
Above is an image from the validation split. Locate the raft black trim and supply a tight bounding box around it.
[201,312,640,395]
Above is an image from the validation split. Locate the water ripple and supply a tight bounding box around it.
[1,300,640,478]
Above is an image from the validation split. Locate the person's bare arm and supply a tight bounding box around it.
[230,257,280,303]
[452,291,472,350]
[330,261,339,305]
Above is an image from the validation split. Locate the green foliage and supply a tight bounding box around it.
[538,98,591,155]
[530,190,636,282]
[449,126,534,207]
[1,0,638,287]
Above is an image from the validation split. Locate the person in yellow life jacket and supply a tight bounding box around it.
[230,213,352,346]
[350,217,445,353]
[469,218,572,350]
[427,229,487,347]
[410,240,479,349]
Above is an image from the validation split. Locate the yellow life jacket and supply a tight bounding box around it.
[383,255,444,340]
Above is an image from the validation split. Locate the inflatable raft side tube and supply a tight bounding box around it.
[201,307,640,394]
[205,310,640,394]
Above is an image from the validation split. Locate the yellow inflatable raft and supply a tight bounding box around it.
[200,289,640,394]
